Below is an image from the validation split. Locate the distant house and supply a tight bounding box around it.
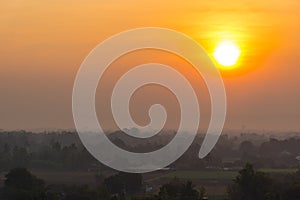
[145,185,153,193]
[279,150,292,157]
[296,155,300,164]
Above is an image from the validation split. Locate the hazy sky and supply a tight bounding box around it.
[0,0,300,131]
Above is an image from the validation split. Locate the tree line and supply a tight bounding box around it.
[0,131,299,171]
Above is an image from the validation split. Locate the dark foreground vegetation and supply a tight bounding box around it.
[0,130,299,199]
[0,164,300,200]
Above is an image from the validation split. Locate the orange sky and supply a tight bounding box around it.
[0,0,299,131]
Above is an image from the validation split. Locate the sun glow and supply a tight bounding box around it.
[213,41,241,69]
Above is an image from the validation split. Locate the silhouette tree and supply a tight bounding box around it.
[228,163,273,200]
[180,181,199,200]
[157,178,201,200]
[104,172,142,195]
[4,168,45,200]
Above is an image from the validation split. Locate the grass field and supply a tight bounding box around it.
[151,169,298,200]
[0,171,98,186]
[160,170,237,180]
[259,168,298,174]
[160,168,298,180]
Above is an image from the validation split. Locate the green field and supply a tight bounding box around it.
[159,168,298,181]
[161,170,237,180]
[259,168,298,174]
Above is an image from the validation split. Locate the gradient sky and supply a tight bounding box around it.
[0,0,300,131]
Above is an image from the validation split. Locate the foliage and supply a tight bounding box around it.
[156,178,202,200]
[104,172,142,195]
[228,163,273,200]
[3,168,46,200]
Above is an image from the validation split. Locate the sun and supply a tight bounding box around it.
[213,41,241,69]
